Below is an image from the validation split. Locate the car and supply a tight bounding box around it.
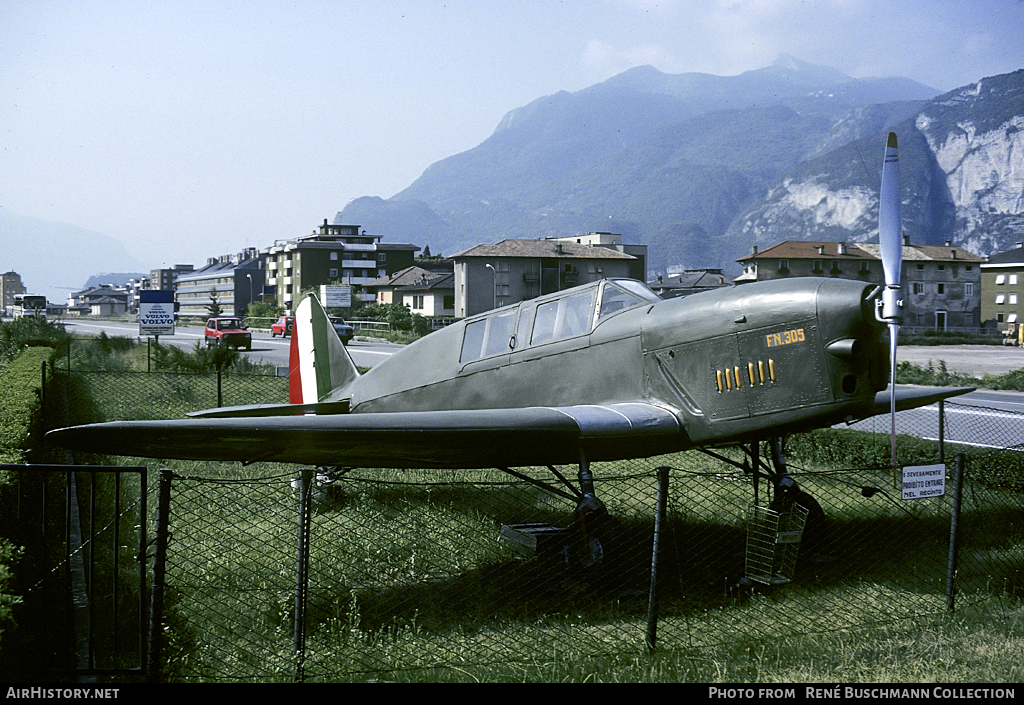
[330,316,354,346]
[271,315,294,338]
[204,317,252,350]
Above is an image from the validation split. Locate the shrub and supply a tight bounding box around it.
[788,427,1024,492]
[0,346,56,652]
[151,341,240,373]
[0,318,70,364]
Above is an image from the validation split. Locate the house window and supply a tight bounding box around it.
[997,274,1006,284]
[412,295,425,309]
[937,283,945,295]
[330,252,339,261]
[377,253,387,262]
[329,269,338,278]
[996,294,1006,304]
[913,282,924,295]
[1012,294,1019,305]
[965,283,974,296]
[778,259,789,270]
[1012,274,1020,285]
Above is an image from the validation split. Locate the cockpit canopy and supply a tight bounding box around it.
[460,279,659,364]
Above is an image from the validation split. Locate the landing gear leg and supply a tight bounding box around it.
[570,451,607,569]
[768,436,788,491]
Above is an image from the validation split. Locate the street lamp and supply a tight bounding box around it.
[484,263,496,310]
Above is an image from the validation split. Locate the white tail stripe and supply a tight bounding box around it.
[294,298,321,404]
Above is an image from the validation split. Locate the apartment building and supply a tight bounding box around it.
[263,220,418,312]
[736,239,983,330]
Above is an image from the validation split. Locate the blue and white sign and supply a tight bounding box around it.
[139,290,176,336]
[320,284,352,308]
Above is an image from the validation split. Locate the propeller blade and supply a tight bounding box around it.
[879,132,903,469]
[880,132,902,290]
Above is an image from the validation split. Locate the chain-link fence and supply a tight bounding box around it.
[40,338,1024,682]
[147,444,1020,682]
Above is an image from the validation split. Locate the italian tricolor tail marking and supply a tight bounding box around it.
[288,294,359,405]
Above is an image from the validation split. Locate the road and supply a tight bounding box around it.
[59,319,402,370]
[898,344,1024,378]
[847,346,1024,451]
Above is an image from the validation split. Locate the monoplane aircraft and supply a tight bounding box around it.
[48,133,972,565]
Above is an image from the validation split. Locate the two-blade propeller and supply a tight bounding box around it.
[878,132,903,468]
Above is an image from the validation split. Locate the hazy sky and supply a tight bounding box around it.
[3,0,1023,270]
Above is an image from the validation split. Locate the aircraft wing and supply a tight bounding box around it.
[870,385,975,415]
[45,402,683,469]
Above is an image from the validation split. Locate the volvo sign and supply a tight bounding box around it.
[139,291,176,337]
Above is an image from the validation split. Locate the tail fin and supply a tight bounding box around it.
[289,293,360,404]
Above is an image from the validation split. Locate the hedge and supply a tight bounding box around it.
[788,427,1024,493]
[0,346,56,647]
[0,346,55,465]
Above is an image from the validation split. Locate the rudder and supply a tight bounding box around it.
[289,293,360,404]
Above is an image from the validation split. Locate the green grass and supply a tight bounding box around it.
[108,458,1023,683]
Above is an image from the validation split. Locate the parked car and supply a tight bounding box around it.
[330,316,354,346]
[204,317,252,350]
[271,315,294,337]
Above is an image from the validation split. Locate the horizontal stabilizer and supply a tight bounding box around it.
[871,385,974,415]
[188,400,351,418]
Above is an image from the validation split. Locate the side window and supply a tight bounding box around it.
[598,280,655,319]
[514,308,532,350]
[460,310,516,363]
[531,290,594,345]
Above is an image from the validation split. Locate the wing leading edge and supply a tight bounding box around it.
[46,402,684,469]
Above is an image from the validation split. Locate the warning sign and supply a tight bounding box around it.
[901,464,946,500]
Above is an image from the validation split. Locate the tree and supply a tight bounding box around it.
[206,293,223,318]
[246,300,281,319]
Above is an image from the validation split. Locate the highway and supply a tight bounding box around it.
[59,319,402,370]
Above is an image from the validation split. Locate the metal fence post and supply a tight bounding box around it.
[946,452,965,613]
[938,400,946,465]
[294,469,314,681]
[646,466,670,654]
[148,468,173,682]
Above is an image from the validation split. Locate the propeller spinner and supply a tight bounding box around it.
[878,132,903,467]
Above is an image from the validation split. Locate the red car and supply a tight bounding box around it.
[271,316,295,337]
[204,317,252,350]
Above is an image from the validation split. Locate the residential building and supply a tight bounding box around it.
[263,220,419,312]
[174,248,266,319]
[549,232,647,283]
[71,285,131,316]
[0,272,27,314]
[735,239,983,330]
[150,264,195,293]
[450,237,638,318]
[365,265,455,317]
[981,242,1024,329]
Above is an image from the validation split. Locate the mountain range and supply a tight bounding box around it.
[337,55,1024,278]
[0,208,143,303]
